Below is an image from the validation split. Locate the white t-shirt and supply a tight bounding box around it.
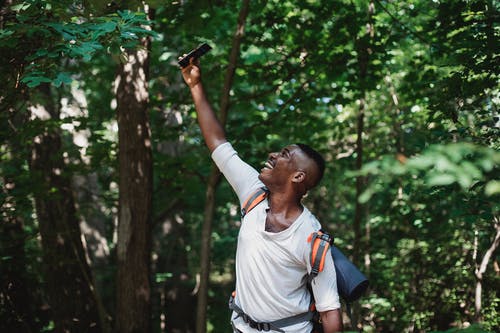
[212,142,340,333]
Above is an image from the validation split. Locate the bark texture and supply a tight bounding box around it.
[114,10,154,333]
[29,84,103,333]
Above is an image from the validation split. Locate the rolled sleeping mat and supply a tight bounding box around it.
[331,245,369,302]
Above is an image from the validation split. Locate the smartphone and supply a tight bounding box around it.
[178,43,212,68]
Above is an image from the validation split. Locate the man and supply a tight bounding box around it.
[180,58,342,333]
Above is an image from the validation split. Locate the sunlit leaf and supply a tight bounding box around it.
[485,181,500,196]
[427,173,456,186]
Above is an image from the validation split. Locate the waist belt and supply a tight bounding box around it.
[228,295,314,332]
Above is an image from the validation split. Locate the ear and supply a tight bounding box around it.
[291,171,306,184]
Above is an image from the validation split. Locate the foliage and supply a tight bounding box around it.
[431,323,492,333]
[0,0,157,90]
[1,0,499,332]
[357,142,500,203]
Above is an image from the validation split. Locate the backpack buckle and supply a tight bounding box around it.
[318,230,333,244]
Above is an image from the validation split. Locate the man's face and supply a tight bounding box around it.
[258,145,307,188]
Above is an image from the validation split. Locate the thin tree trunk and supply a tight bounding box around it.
[0,183,38,333]
[385,74,404,156]
[352,1,375,330]
[29,83,105,333]
[195,1,250,332]
[353,0,374,266]
[474,217,500,322]
[114,7,154,333]
[353,98,365,266]
[1,84,41,332]
[196,168,222,333]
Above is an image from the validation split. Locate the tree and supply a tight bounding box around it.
[0,2,111,331]
[195,1,251,332]
[1,0,498,332]
[29,84,105,333]
[114,4,154,333]
[1,1,157,331]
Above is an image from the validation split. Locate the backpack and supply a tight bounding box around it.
[230,187,369,332]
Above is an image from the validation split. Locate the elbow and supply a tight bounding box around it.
[320,308,343,333]
[207,138,228,152]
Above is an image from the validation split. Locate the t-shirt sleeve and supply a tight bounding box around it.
[211,142,263,205]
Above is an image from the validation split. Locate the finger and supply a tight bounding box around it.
[181,64,192,73]
[190,57,200,66]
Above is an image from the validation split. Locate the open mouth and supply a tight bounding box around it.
[263,160,274,170]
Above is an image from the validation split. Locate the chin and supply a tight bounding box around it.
[258,173,268,185]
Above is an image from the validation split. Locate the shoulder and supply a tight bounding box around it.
[301,207,322,232]
[293,208,322,261]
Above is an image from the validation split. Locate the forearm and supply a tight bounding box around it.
[189,83,227,152]
[320,309,342,333]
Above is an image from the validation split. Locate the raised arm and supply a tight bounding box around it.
[180,60,227,152]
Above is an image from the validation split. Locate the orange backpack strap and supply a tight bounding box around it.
[241,187,269,218]
[307,230,333,283]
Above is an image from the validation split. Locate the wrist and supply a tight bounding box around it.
[189,80,202,89]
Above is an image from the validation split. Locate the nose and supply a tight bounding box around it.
[268,152,278,159]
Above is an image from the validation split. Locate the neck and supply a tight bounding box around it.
[267,191,303,218]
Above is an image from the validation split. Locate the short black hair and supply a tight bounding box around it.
[296,143,325,187]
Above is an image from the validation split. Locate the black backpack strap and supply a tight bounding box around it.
[241,187,269,218]
[345,302,354,331]
[229,294,313,332]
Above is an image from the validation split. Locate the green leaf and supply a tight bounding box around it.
[427,173,456,186]
[359,187,374,203]
[90,21,118,39]
[155,272,173,283]
[0,29,14,39]
[118,10,135,21]
[485,181,500,196]
[11,3,31,11]
[99,21,118,33]
[460,161,482,180]
[44,22,76,41]
[407,155,435,170]
[20,74,52,88]
[53,72,73,87]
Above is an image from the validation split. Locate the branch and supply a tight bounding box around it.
[236,58,308,103]
[373,0,434,47]
[219,0,251,125]
[233,79,311,146]
[476,217,500,280]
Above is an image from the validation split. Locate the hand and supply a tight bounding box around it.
[180,56,201,88]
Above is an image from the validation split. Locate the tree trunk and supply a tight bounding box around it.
[353,98,365,267]
[474,217,500,322]
[114,7,154,333]
[196,168,222,333]
[28,84,104,333]
[352,1,375,330]
[353,0,374,267]
[385,74,404,156]
[0,191,40,333]
[195,1,250,332]
[1,89,44,332]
